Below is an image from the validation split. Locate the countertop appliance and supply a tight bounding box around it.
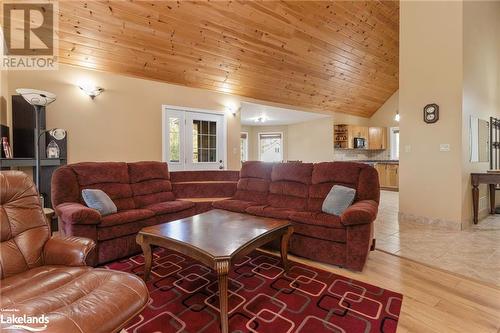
[354,137,366,149]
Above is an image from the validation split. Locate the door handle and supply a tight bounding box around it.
[219,160,224,170]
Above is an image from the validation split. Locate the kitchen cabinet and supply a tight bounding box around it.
[368,127,387,150]
[334,124,368,149]
[375,163,398,189]
[334,124,387,150]
[350,125,369,139]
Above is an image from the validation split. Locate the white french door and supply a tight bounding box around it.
[163,106,225,171]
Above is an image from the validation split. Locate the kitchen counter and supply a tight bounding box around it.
[345,160,399,165]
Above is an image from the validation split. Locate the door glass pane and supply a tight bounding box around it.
[193,120,217,163]
[259,133,282,162]
[169,117,180,162]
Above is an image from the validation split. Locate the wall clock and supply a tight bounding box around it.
[423,103,439,123]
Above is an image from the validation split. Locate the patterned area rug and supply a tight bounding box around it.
[105,248,402,333]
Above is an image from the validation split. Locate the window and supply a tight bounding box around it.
[192,120,217,163]
[240,132,248,162]
[390,127,399,160]
[259,132,283,162]
[169,117,180,163]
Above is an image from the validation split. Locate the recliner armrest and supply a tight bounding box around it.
[56,202,101,225]
[43,236,96,266]
[340,200,378,226]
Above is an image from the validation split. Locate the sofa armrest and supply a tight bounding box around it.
[56,202,101,225]
[340,200,378,226]
[43,236,96,266]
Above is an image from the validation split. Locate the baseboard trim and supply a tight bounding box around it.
[398,211,461,231]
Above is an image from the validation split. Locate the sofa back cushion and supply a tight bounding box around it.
[308,162,380,212]
[1,171,49,279]
[70,162,135,211]
[128,161,175,207]
[233,161,273,204]
[268,163,313,210]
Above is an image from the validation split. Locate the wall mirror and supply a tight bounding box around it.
[470,116,489,162]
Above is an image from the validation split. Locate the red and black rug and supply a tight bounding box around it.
[105,248,402,333]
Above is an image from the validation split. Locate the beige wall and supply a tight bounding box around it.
[0,71,7,125]
[399,0,464,226]
[368,90,399,128]
[461,1,500,225]
[6,65,248,169]
[288,117,334,162]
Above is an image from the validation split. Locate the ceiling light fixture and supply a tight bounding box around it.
[255,116,267,123]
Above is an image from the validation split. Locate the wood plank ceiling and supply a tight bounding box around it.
[58,1,399,117]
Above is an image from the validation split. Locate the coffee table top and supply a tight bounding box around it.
[139,209,291,259]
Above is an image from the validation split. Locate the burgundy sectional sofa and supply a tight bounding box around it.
[53,160,379,271]
[52,161,196,265]
[213,161,379,271]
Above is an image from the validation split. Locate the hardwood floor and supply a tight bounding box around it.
[264,249,500,333]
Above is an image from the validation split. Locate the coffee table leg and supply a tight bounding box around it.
[136,234,152,282]
[215,260,230,333]
[280,227,293,272]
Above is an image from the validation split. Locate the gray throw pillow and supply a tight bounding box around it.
[322,185,356,216]
[82,189,117,216]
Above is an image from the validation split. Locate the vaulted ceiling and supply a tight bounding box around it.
[58,1,399,117]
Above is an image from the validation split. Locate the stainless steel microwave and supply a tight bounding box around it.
[354,137,366,149]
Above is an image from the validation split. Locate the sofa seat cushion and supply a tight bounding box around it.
[212,199,261,213]
[98,217,158,241]
[288,211,346,243]
[245,205,299,220]
[0,265,148,333]
[291,222,346,243]
[145,200,195,215]
[289,211,344,228]
[100,209,155,227]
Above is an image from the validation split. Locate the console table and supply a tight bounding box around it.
[471,172,500,224]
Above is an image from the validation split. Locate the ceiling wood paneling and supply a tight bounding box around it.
[57,1,399,117]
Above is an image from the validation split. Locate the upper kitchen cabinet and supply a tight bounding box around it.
[350,125,369,140]
[334,124,387,150]
[334,124,369,149]
[368,127,387,150]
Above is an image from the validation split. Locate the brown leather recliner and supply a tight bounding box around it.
[0,171,149,333]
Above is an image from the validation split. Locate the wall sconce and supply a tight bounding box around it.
[78,81,104,99]
[394,111,400,122]
[226,106,240,117]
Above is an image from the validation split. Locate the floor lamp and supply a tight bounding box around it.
[15,89,57,192]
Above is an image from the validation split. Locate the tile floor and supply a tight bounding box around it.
[374,190,500,286]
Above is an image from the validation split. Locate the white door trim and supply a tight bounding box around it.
[241,131,249,162]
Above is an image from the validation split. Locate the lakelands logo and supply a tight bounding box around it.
[1,308,49,332]
[1,1,58,70]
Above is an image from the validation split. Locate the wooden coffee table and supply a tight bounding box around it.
[136,209,293,333]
